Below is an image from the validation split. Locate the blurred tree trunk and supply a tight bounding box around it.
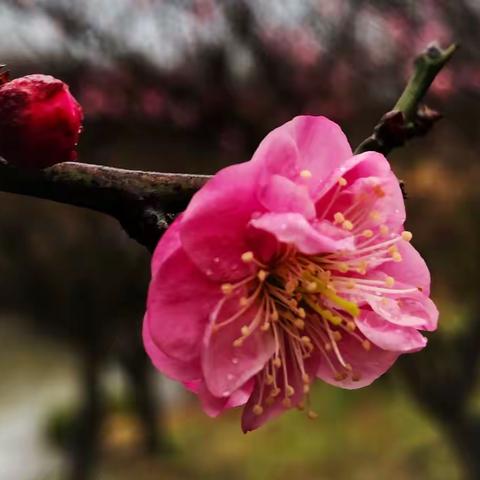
[399,325,480,480]
[444,419,480,480]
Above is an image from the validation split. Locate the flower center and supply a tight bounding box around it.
[214,176,416,418]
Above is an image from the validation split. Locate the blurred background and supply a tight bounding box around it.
[0,1,479,479]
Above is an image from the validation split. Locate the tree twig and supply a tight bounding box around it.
[0,43,457,250]
[354,43,458,155]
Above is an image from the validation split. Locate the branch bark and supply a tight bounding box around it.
[0,161,208,251]
[0,43,457,250]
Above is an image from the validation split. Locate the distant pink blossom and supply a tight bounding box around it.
[144,116,438,431]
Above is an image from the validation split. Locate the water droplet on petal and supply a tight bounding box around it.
[213,257,220,263]
[206,269,213,276]
[232,358,239,365]
[227,373,234,381]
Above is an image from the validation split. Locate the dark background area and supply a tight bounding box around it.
[0,1,479,479]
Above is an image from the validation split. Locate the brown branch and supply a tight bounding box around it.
[0,43,457,251]
[0,161,209,251]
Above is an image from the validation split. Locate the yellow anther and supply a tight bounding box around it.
[338,177,347,187]
[344,363,353,371]
[257,270,268,282]
[346,279,356,289]
[307,410,318,420]
[241,251,254,263]
[221,283,233,295]
[303,384,310,394]
[302,373,310,384]
[352,372,362,382]
[401,230,413,242]
[301,336,312,346]
[324,342,332,351]
[271,310,279,322]
[282,398,292,408]
[338,262,349,273]
[334,371,347,381]
[307,291,360,320]
[265,374,274,385]
[357,260,368,275]
[273,357,282,368]
[380,224,389,236]
[392,252,402,262]
[332,331,342,342]
[260,322,270,332]
[285,279,297,294]
[347,321,356,332]
[334,212,345,224]
[306,281,317,292]
[373,184,385,197]
[385,276,395,287]
[294,319,305,330]
[300,169,312,178]
[370,211,381,222]
[252,404,264,416]
[331,315,342,325]
[271,387,281,397]
[297,401,305,411]
[240,325,250,336]
[297,307,306,318]
[362,339,371,351]
[239,297,248,307]
[362,229,373,238]
[342,220,354,231]
[286,385,295,397]
[233,338,243,348]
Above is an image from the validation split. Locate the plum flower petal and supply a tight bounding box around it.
[144,115,438,431]
[316,151,405,231]
[365,286,438,331]
[147,247,221,362]
[187,379,254,418]
[143,314,201,381]
[251,212,354,255]
[151,214,183,276]
[180,160,262,282]
[316,333,399,389]
[258,174,316,219]
[379,240,432,295]
[356,311,427,353]
[202,293,276,397]
[253,115,353,200]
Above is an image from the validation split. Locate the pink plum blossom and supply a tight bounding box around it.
[144,115,438,432]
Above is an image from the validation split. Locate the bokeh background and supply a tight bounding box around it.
[0,1,479,479]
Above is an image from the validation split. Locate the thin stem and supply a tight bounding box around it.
[354,43,458,155]
[394,43,458,121]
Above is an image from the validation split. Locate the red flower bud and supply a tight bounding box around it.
[0,74,83,168]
